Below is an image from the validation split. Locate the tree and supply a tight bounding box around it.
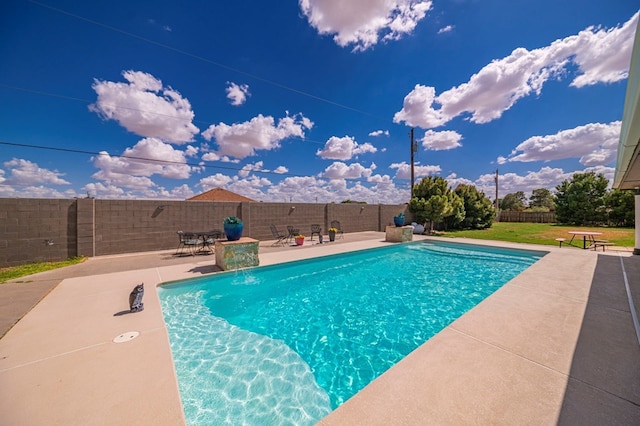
[605,189,635,227]
[445,184,495,230]
[409,176,464,233]
[554,171,608,225]
[529,188,554,210]
[500,191,527,211]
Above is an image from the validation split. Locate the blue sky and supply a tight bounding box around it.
[1,1,638,203]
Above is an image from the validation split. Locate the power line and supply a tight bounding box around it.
[0,140,406,182]
[0,140,292,177]
[27,0,382,120]
[0,83,329,146]
[4,2,408,155]
[2,3,412,191]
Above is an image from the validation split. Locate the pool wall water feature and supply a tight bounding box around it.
[159,239,547,425]
[214,237,259,270]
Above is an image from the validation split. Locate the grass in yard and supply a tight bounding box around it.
[0,257,87,284]
[442,222,635,248]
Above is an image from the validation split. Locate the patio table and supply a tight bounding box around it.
[567,231,602,249]
[187,230,223,254]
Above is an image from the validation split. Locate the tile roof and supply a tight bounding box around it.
[187,187,256,202]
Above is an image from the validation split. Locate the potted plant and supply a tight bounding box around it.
[328,227,338,242]
[295,234,305,246]
[393,212,405,227]
[223,216,243,241]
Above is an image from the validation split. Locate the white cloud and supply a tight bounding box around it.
[202,113,313,159]
[570,18,638,87]
[91,138,194,189]
[273,166,288,174]
[238,161,265,178]
[162,184,194,199]
[83,182,129,199]
[394,12,638,128]
[420,129,463,150]
[394,84,445,128]
[0,185,70,198]
[2,158,70,186]
[267,176,334,202]
[90,70,199,143]
[299,0,433,51]
[103,163,614,204]
[226,82,250,106]
[0,169,74,198]
[502,121,620,166]
[475,165,616,197]
[475,166,573,197]
[0,184,70,198]
[184,145,199,158]
[91,167,156,190]
[389,161,440,179]
[317,136,377,160]
[261,173,407,204]
[322,161,376,179]
[444,173,474,190]
[345,179,404,204]
[198,173,234,191]
[83,182,192,200]
[227,175,272,200]
[200,152,240,163]
[95,138,193,178]
[193,174,272,201]
[128,166,408,204]
[438,25,453,34]
[369,130,390,137]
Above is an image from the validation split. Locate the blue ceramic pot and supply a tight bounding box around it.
[393,215,404,227]
[224,222,243,241]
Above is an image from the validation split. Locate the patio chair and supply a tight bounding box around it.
[270,224,288,246]
[330,220,344,239]
[310,224,322,241]
[200,230,222,254]
[175,231,202,256]
[286,225,300,244]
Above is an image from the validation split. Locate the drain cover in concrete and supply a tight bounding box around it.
[113,331,140,343]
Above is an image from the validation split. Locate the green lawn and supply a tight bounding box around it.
[0,257,86,284]
[442,222,635,248]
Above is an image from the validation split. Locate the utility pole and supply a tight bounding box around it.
[410,128,416,198]
[494,168,500,221]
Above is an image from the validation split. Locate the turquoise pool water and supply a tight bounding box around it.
[159,241,546,425]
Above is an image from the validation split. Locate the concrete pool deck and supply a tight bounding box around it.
[1,232,639,424]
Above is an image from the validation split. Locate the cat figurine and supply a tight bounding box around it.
[129,283,144,313]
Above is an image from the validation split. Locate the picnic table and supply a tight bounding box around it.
[567,231,602,249]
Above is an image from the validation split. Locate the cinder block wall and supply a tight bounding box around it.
[0,198,408,267]
[0,198,78,266]
[379,204,411,229]
[94,200,241,256]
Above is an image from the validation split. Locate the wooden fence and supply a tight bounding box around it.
[498,211,556,223]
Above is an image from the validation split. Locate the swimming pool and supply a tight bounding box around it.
[159,240,546,425]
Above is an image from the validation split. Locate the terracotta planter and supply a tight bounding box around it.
[295,237,304,246]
